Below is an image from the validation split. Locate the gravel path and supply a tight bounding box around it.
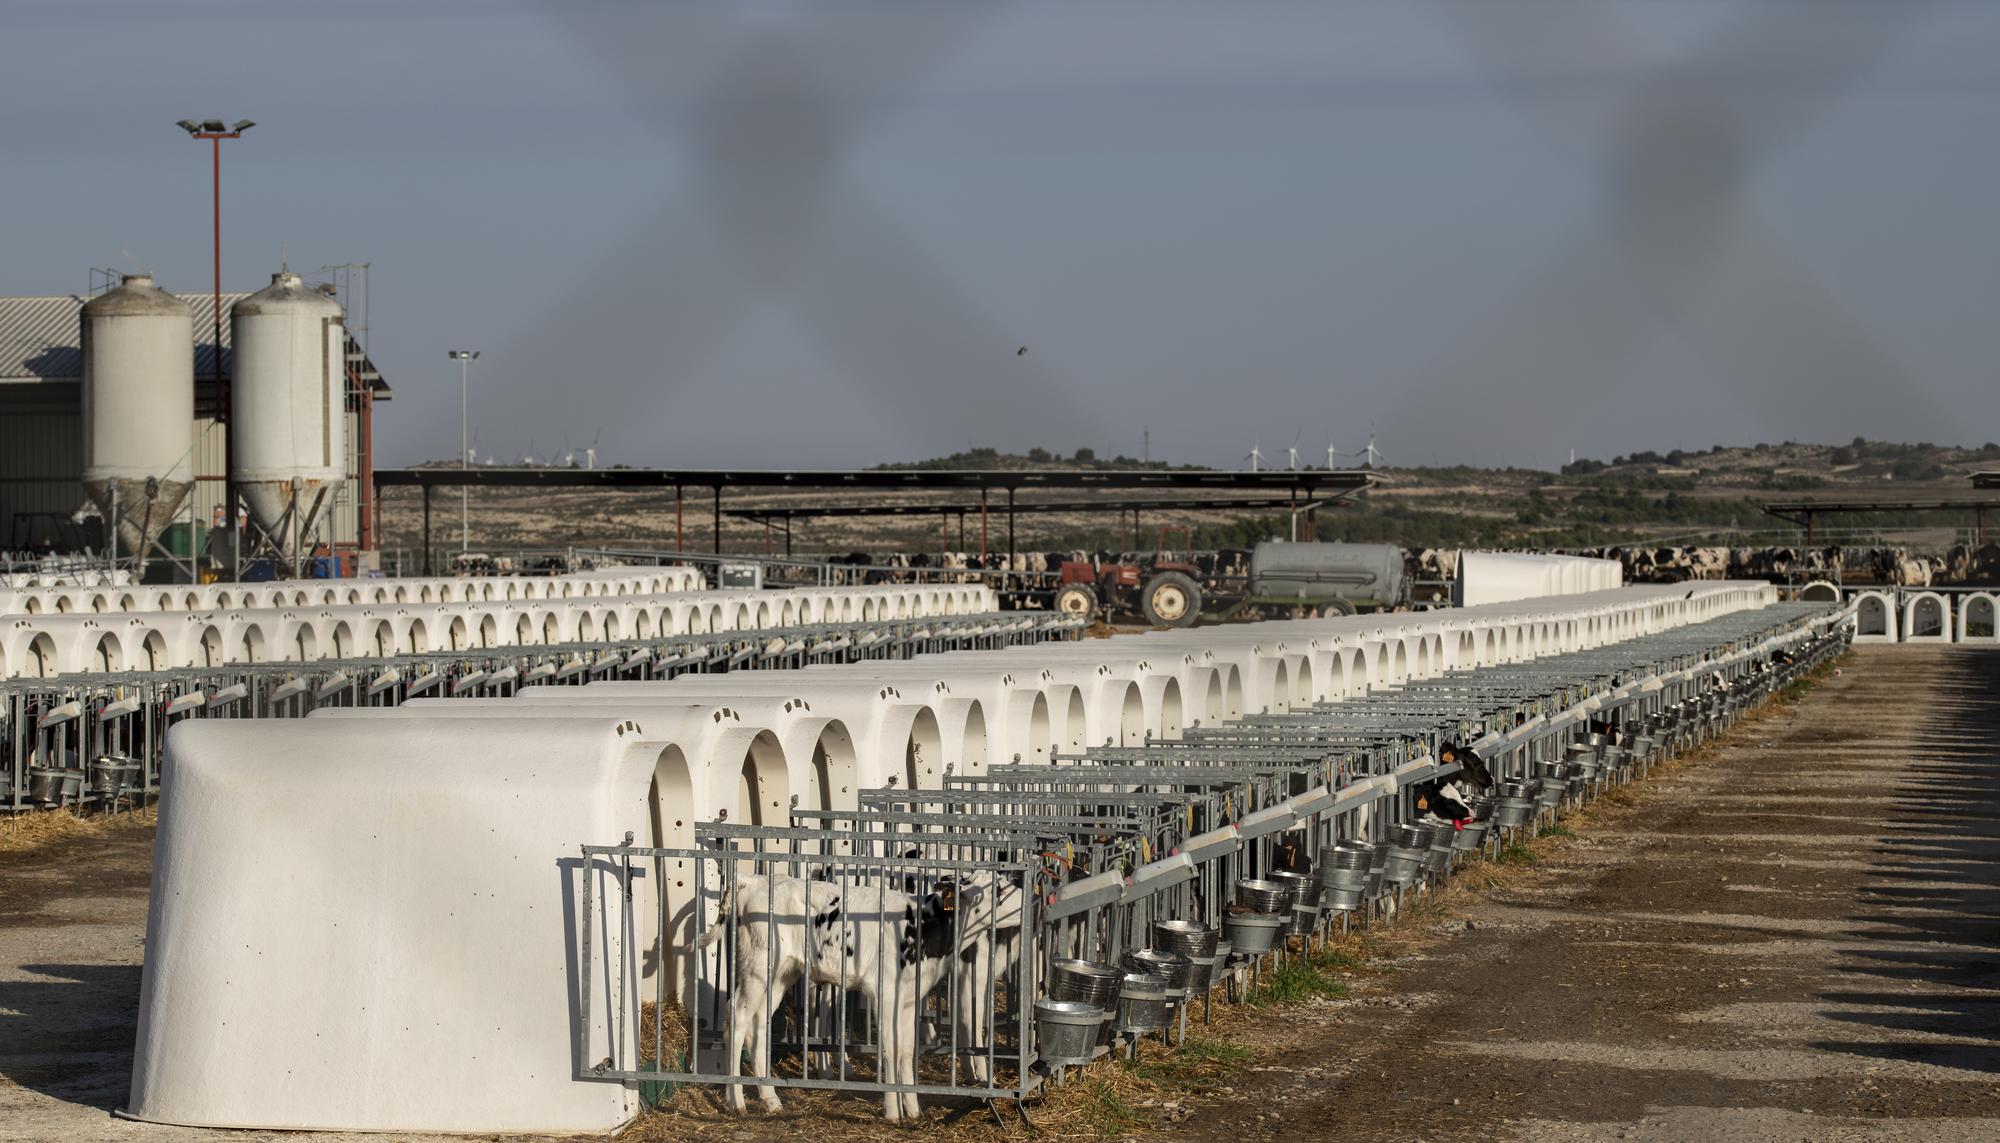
[1179,645,2000,1142]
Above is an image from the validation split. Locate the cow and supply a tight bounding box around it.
[1412,742,1493,824]
[697,871,1014,1121]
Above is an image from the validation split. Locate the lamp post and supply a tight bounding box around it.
[176,118,253,579]
[448,350,479,554]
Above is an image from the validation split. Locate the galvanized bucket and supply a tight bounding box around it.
[1116,971,1174,1033]
[1493,797,1535,829]
[1207,940,1235,989]
[1153,920,1219,959]
[1051,959,1123,1009]
[1421,843,1455,875]
[88,756,141,798]
[1322,885,1365,913]
[27,767,81,806]
[1317,862,1370,894]
[1236,879,1292,914]
[1123,948,1198,994]
[1267,870,1316,910]
[1224,911,1285,954]
[1035,999,1104,1065]
[1285,903,1321,937]
[1381,845,1426,884]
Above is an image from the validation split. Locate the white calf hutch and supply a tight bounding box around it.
[118,581,1850,1132]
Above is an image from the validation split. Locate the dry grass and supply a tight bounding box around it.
[0,804,154,855]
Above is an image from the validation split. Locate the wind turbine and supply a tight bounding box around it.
[1325,439,1346,469]
[1285,430,1301,472]
[1244,441,1264,472]
[584,429,601,471]
[1357,430,1385,469]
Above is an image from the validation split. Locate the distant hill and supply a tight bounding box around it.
[871,446,1195,472]
[380,439,1998,557]
[1556,438,2000,487]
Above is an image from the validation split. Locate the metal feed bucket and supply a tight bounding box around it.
[27,767,82,807]
[1317,859,1370,894]
[1286,902,1322,937]
[1452,821,1490,852]
[1051,960,1123,1009]
[1321,841,1372,872]
[1493,796,1535,829]
[1224,911,1285,954]
[1185,952,1218,994]
[1153,920,1219,960]
[1391,823,1429,849]
[1268,870,1316,909]
[1116,971,1174,1033]
[1236,879,1292,914]
[88,756,141,800]
[1208,941,1235,989]
[1422,842,1455,875]
[1035,999,1104,1066]
[1124,948,1197,995]
[1381,845,1426,885]
[1322,885,1365,913]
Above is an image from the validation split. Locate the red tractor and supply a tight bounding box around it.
[1053,526,1204,628]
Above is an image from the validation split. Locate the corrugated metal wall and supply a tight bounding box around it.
[13,392,363,552]
[0,384,85,531]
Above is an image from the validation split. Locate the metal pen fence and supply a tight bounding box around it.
[0,610,1081,814]
[570,600,1848,1122]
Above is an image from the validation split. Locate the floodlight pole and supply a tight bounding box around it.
[449,350,480,555]
[178,119,253,579]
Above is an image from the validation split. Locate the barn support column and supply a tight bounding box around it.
[1007,488,1015,570]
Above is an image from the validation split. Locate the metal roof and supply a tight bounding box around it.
[0,290,389,396]
[0,290,244,381]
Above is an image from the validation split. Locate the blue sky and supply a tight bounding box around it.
[5,0,1996,470]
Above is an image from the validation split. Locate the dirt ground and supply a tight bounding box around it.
[3,645,1996,1142]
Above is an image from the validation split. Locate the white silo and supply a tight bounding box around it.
[80,273,196,560]
[230,270,347,570]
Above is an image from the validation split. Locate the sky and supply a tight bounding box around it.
[4,0,1997,472]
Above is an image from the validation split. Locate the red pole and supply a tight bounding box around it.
[979,488,989,561]
[676,486,684,552]
[214,137,235,577]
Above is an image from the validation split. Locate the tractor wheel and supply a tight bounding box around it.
[1054,583,1097,620]
[1141,571,1202,628]
[1322,597,1357,617]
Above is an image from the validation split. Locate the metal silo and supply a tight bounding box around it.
[230,270,346,572]
[80,273,196,562]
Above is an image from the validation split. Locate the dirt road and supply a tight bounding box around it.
[3,645,1995,1142]
[1182,645,2000,1142]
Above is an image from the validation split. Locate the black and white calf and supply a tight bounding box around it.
[1413,742,1493,824]
[696,871,1015,1121]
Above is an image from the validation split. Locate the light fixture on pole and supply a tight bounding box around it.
[177,117,254,578]
[448,350,480,553]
